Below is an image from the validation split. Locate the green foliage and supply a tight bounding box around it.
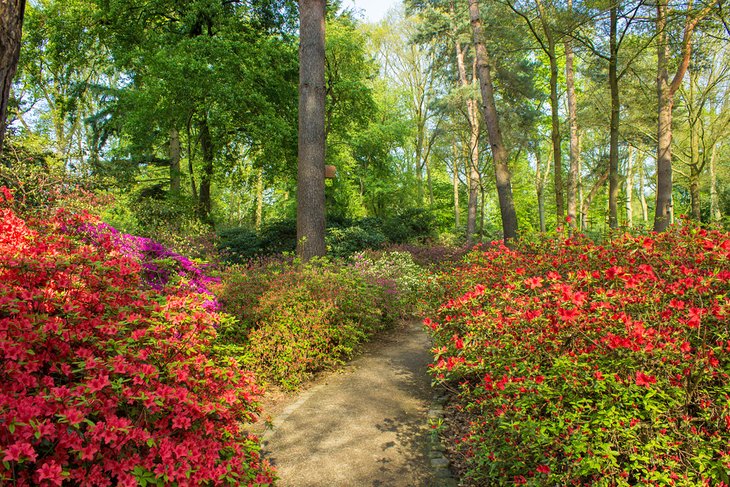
[214,259,395,390]
[382,207,438,244]
[352,250,433,315]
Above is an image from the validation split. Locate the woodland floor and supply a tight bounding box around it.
[254,320,439,487]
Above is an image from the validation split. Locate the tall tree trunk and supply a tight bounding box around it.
[565,0,580,229]
[534,0,563,222]
[297,0,327,260]
[608,3,620,229]
[454,32,481,245]
[688,68,702,221]
[654,0,717,231]
[199,117,214,222]
[452,141,461,229]
[626,145,634,227]
[638,155,649,223]
[0,0,26,155]
[169,127,181,195]
[469,0,518,242]
[710,143,721,222]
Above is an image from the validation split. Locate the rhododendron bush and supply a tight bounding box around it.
[428,225,730,486]
[0,192,273,486]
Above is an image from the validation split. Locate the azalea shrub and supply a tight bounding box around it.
[214,258,396,390]
[0,191,273,486]
[352,250,433,316]
[427,224,730,486]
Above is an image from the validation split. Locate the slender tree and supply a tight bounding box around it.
[654,0,717,231]
[468,0,518,242]
[0,0,26,155]
[297,0,327,259]
[565,0,580,228]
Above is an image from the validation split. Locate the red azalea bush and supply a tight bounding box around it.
[427,224,730,486]
[0,192,273,486]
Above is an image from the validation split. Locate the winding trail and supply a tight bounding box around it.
[260,320,437,486]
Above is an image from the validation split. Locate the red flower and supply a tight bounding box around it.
[635,371,657,388]
[36,461,64,486]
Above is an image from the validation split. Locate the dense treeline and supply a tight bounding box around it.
[1,0,728,252]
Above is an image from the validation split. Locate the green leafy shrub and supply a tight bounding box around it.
[215,259,394,390]
[382,207,437,244]
[427,224,730,486]
[326,220,387,258]
[352,250,432,316]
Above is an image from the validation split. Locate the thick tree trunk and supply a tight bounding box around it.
[169,127,181,195]
[608,4,620,229]
[469,0,518,243]
[199,118,214,222]
[710,143,721,222]
[0,0,26,155]
[565,0,580,229]
[297,0,327,260]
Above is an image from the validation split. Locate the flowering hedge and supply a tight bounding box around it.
[428,224,730,486]
[0,191,273,486]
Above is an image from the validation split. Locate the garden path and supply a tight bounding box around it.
[259,320,438,486]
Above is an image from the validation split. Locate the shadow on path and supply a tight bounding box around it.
[261,320,435,487]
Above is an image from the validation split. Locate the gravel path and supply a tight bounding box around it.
[261,320,438,487]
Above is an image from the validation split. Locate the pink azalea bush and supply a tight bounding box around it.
[428,224,730,485]
[0,189,273,486]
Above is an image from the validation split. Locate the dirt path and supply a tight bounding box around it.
[260,320,438,487]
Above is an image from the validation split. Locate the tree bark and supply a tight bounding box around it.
[654,0,717,231]
[469,0,518,243]
[454,30,481,245]
[297,0,327,260]
[608,3,620,229]
[169,127,181,195]
[688,68,702,221]
[0,0,27,155]
[565,0,580,229]
[535,0,564,222]
[638,155,648,223]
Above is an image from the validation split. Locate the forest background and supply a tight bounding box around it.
[1,0,729,257]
